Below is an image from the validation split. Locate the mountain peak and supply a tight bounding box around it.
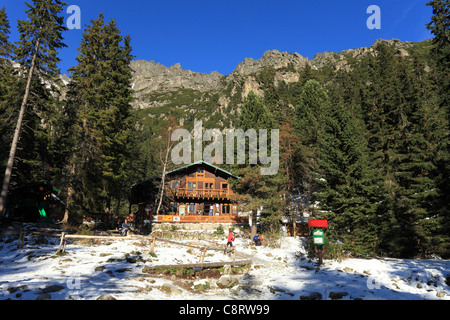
[231,49,309,76]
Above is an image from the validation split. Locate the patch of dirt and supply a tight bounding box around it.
[196,268,221,279]
[142,267,223,280]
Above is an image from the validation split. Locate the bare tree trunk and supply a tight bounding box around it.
[61,160,75,224]
[292,210,297,238]
[0,38,40,216]
[251,209,257,239]
[155,139,171,214]
[62,188,72,224]
[155,117,178,215]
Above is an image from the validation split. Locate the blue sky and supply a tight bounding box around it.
[3,0,434,76]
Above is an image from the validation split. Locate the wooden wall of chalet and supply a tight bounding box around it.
[165,163,237,216]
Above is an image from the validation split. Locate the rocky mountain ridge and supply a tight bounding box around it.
[130,38,423,110]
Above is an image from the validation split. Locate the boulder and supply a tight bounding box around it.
[97,294,116,300]
[95,266,106,272]
[217,275,239,289]
[41,284,65,293]
[329,291,348,300]
[36,293,51,300]
[161,283,182,295]
[299,292,322,300]
[223,264,232,275]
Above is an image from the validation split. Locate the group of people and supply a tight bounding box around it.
[226,229,263,247]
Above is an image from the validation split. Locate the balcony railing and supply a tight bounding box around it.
[167,187,235,200]
[151,214,247,223]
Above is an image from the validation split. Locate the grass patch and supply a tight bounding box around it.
[194,281,211,291]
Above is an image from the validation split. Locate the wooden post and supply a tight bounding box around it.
[199,247,207,263]
[17,229,24,249]
[150,236,156,254]
[314,245,325,265]
[62,235,67,253]
[57,232,66,253]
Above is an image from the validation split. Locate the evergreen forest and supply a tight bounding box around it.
[0,0,449,259]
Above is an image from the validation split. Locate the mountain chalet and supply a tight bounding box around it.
[130,161,247,224]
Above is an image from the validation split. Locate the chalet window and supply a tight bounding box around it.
[205,183,214,188]
[221,183,228,189]
[197,168,204,177]
[188,182,197,189]
[172,181,179,188]
[222,204,230,214]
[187,204,196,214]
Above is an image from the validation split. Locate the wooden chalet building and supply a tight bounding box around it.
[130,161,246,224]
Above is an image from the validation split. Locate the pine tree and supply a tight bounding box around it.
[426,0,450,258]
[394,55,449,257]
[358,42,449,257]
[294,80,330,209]
[279,119,301,236]
[426,0,450,119]
[315,101,383,256]
[66,14,135,219]
[0,6,15,162]
[0,7,11,59]
[0,0,67,215]
[230,91,286,238]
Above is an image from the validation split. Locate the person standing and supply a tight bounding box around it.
[227,228,235,247]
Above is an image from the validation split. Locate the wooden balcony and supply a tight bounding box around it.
[151,214,247,224]
[167,187,235,201]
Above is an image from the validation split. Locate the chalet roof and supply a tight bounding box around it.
[165,160,239,179]
[130,161,238,190]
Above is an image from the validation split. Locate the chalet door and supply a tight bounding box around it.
[215,203,220,216]
[205,203,213,216]
[222,204,230,215]
[198,203,204,215]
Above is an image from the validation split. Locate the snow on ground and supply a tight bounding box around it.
[0,229,448,300]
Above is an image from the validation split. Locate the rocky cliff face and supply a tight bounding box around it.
[130,38,426,111]
[131,60,223,92]
[231,49,309,77]
[131,60,223,109]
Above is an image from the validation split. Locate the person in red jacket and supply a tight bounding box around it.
[227,229,235,247]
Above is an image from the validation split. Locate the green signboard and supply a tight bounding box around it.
[312,229,325,245]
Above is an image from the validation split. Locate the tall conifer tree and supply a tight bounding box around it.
[230,91,285,238]
[294,80,330,208]
[360,43,448,257]
[66,14,135,219]
[426,0,450,257]
[0,7,17,173]
[315,102,383,256]
[0,0,67,215]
